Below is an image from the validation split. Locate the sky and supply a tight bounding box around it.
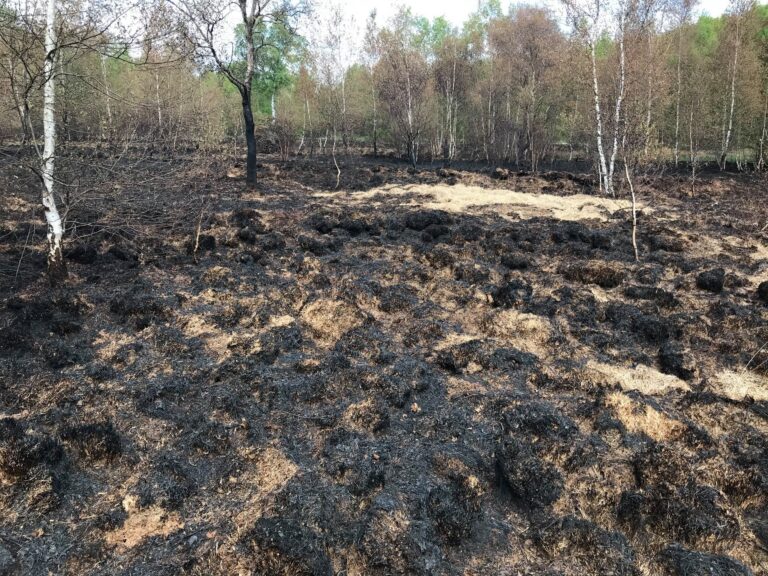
[333,0,732,32]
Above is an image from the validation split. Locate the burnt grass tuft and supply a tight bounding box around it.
[60,421,122,461]
[0,155,767,574]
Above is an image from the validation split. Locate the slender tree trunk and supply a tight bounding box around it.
[297,96,307,154]
[720,15,740,170]
[155,69,162,134]
[487,67,495,162]
[443,72,456,163]
[504,89,511,162]
[240,6,258,185]
[371,81,378,157]
[758,92,767,171]
[674,26,683,167]
[7,58,31,144]
[451,102,457,161]
[20,102,30,144]
[644,31,654,157]
[624,160,639,261]
[242,88,257,185]
[307,96,314,156]
[101,55,113,142]
[689,105,697,192]
[340,75,349,155]
[332,125,340,188]
[590,40,610,194]
[513,101,520,168]
[42,0,66,283]
[405,61,417,168]
[442,88,450,163]
[444,57,457,163]
[607,11,626,196]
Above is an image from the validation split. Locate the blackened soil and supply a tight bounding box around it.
[0,155,767,575]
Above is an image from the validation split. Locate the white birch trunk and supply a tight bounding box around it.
[101,55,113,141]
[590,40,609,195]
[340,74,347,153]
[155,69,163,132]
[624,161,639,261]
[758,93,767,170]
[371,81,377,156]
[689,105,698,191]
[644,30,654,157]
[674,27,683,166]
[297,96,307,154]
[42,0,66,281]
[721,12,741,169]
[405,59,416,167]
[607,9,626,197]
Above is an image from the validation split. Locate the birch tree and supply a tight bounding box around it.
[41,0,66,281]
[376,8,431,168]
[563,0,612,193]
[671,0,697,166]
[719,0,754,169]
[432,34,460,163]
[314,4,355,185]
[0,7,42,144]
[3,0,84,282]
[759,93,767,169]
[363,11,380,157]
[563,0,636,195]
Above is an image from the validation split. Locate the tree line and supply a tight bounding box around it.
[3,0,767,170]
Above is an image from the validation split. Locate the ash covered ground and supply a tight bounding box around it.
[1,154,767,575]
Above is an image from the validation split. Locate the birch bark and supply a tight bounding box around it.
[42,0,67,282]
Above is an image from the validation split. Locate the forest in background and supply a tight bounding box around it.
[2,0,768,174]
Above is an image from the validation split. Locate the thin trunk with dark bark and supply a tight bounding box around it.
[242,89,257,185]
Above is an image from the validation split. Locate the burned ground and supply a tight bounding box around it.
[0,153,767,575]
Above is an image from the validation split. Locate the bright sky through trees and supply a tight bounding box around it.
[337,0,730,31]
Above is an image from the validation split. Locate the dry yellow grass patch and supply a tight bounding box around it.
[713,370,768,401]
[253,447,299,494]
[607,392,686,442]
[300,299,364,343]
[92,330,137,362]
[319,183,635,222]
[586,360,690,395]
[228,448,300,536]
[201,265,234,285]
[722,234,768,262]
[267,314,296,328]
[3,196,35,211]
[226,166,243,179]
[480,309,553,358]
[183,315,232,359]
[107,498,184,552]
[444,375,488,399]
